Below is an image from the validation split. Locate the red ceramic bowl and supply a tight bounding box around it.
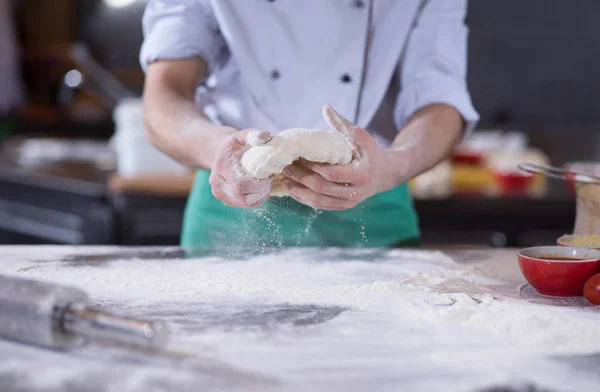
[451,149,485,165]
[557,234,600,250]
[493,170,534,196]
[517,246,600,297]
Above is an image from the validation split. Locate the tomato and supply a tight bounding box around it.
[583,274,600,305]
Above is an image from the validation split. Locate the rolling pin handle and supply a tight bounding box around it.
[60,303,169,350]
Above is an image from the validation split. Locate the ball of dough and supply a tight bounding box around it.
[241,128,353,197]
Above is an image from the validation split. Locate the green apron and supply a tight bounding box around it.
[181,170,419,249]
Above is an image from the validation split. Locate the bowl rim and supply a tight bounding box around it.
[557,234,600,247]
[492,169,534,178]
[518,246,600,263]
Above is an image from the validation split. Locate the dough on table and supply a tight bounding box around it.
[241,128,354,196]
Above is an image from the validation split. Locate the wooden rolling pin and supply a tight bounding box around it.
[0,274,169,350]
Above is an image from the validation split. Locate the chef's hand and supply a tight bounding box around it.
[281,105,403,210]
[209,129,273,208]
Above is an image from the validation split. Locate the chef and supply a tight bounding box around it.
[140,0,479,248]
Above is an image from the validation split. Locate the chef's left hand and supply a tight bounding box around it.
[281,105,404,210]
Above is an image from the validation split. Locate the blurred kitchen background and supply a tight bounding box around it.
[0,0,598,247]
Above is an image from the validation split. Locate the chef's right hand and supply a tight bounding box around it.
[209,129,273,208]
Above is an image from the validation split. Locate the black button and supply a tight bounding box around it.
[353,0,365,8]
[340,74,352,83]
[270,70,280,80]
[267,0,275,2]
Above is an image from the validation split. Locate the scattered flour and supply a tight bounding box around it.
[1,247,599,391]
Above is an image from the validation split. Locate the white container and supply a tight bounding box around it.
[111,98,189,177]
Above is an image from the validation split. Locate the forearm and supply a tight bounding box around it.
[387,103,464,185]
[142,63,236,170]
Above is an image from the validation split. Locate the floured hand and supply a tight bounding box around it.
[281,105,403,210]
[209,129,274,208]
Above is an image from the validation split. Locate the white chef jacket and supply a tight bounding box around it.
[140,0,479,146]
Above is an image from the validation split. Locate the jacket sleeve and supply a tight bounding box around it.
[139,0,227,74]
[394,0,479,136]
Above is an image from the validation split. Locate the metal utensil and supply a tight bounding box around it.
[70,42,135,104]
[518,163,600,185]
[0,274,169,351]
[58,42,135,111]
